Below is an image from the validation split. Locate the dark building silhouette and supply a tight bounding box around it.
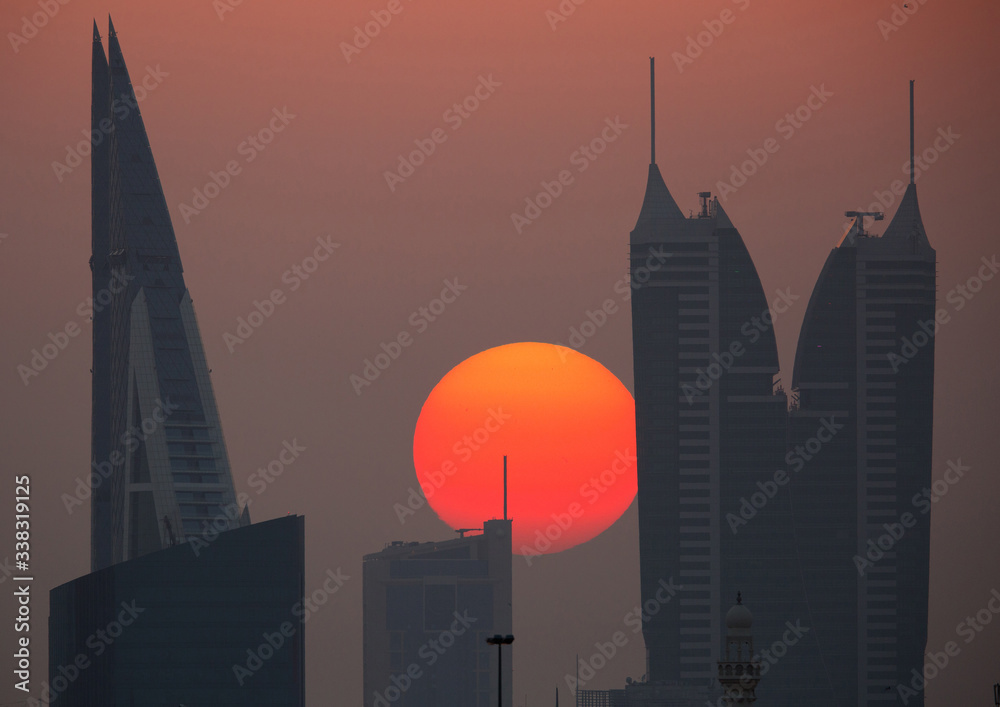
[363,520,513,707]
[787,82,936,705]
[92,18,245,571]
[49,515,305,706]
[47,20,306,705]
[629,58,794,693]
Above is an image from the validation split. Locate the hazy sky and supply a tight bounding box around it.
[1,0,998,704]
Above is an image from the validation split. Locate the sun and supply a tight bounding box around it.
[412,342,636,555]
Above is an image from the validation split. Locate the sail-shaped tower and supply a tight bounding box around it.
[90,18,245,570]
[629,58,796,694]
[49,22,305,706]
[788,81,936,705]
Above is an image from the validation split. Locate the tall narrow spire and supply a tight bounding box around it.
[882,80,931,249]
[93,19,100,43]
[503,455,507,521]
[632,57,683,230]
[650,56,656,165]
[909,79,915,184]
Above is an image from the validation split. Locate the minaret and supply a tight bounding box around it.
[717,593,761,705]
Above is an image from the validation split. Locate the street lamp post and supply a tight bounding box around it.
[486,634,514,707]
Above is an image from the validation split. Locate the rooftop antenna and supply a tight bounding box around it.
[575,655,580,707]
[503,455,508,520]
[845,210,884,238]
[909,79,915,185]
[650,57,656,165]
[698,191,712,218]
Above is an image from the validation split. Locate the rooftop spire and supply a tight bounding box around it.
[650,56,656,165]
[631,57,684,229]
[93,19,100,43]
[881,80,931,250]
[108,15,116,38]
[909,79,915,184]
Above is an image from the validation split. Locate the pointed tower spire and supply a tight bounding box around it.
[632,57,684,231]
[882,80,931,250]
[108,15,116,38]
[909,79,915,184]
[93,19,101,43]
[650,56,656,165]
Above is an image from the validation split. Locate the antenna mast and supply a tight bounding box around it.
[650,57,656,165]
[503,455,507,521]
[909,79,915,184]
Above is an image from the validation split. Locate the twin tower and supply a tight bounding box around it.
[630,59,935,705]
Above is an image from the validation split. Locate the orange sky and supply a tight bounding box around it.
[1,0,998,703]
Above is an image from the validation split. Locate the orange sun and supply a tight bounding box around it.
[412,342,636,555]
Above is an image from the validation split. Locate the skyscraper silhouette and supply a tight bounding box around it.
[788,81,936,705]
[90,18,244,570]
[628,59,792,692]
[48,21,305,705]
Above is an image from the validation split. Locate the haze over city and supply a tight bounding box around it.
[1,0,998,704]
